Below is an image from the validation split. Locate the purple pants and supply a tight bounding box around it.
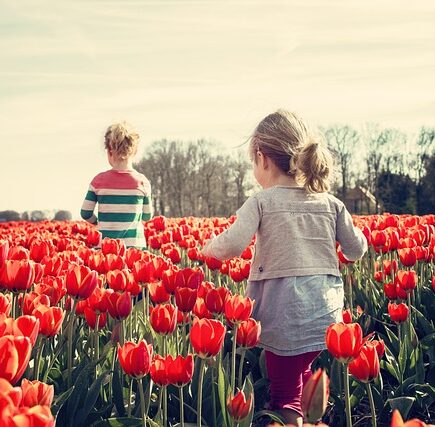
[265,350,320,416]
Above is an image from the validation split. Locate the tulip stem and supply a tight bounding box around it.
[231,324,238,394]
[182,319,187,357]
[127,378,133,417]
[11,292,17,319]
[197,358,206,427]
[163,385,168,427]
[34,337,45,381]
[94,314,100,361]
[120,320,125,346]
[142,286,146,333]
[211,367,217,427]
[175,325,180,356]
[67,298,77,388]
[343,363,352,427]
[238,349,246,389]
[407,293,412,341]
[138,377,147,427]
[365,382,377,427]
[179,385,185,427]
[43,336,66,382]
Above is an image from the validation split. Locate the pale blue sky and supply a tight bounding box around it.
[1,0,435,217]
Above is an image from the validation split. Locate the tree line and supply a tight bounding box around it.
[134,125,435,217]
[1,124,433,222]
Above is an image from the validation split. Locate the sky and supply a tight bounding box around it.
[1,0,435,218]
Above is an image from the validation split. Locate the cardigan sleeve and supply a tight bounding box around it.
[201,195,261,260]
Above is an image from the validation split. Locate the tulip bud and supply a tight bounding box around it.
[227,389,253,422]
[301,368,330,423]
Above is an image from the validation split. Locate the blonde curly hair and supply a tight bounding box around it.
[104,122,139,160]
[250,110,333,193]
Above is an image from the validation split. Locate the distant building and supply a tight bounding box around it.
[342,186,377,214]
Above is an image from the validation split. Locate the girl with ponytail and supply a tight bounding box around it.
[202,110,367,426]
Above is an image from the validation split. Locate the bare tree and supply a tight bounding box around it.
[322,125,359,199]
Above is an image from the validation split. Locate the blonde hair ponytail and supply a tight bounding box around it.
[296,136,333,193]
[251,110,333,193]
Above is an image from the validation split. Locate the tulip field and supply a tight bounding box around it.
[0,214,434,427]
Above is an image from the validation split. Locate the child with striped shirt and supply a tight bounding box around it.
[80,122,153,248]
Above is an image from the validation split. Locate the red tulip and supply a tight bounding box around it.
[187,248,203,262]
[229,261,250,282]
[149,304,177,335]
[66,264,98,300]
[161,268,178,294]
[42,256,63,277]
[0,240,9,267]
[0,294,12,316]
[118,340,153,378]
[227,389,253,422]
[236,318,261,349]
[204,286,229,314]
[367,339,385,358]
[104,254,125,271]
[132,260,155,284]
[29,240,52,263]
[301,368,330,423]
[371,230,388,248]
[1,260,35,292]
[124,247,144,269]
[193,298,213,319]
[225,294,253,325]
[0,335,32,384]
[383,260,398,276]
[383,282,397,300]
[106,269,129,291]
[150,355,170,386]
[101,238,126,256]
[398,248,417,267]
[84,308,107,330]
[7,246,29,261]
[21,292,51,316]
[342,309,352,324]
[0,315,40,346]
[390,409,430,426]
[325,322,363,363]
[10,405,55,426]
[395,270,417,293]
[87,286,108,313]
[175,268,204,289]
[167,354,194,387]
[166,246,181,264]
[148,281,171,304]
[349,343,380,383]
[86,229,101,247]
[32,306,65,337]
[432,275,435,293]
[190,318,226,359]
[20,379,54,407]
[0,377,22,407]
[388,302,409,323]
[175,287,198,313]
[107,291,132,320]
[87,253,106,274]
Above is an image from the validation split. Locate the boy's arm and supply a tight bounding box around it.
[201,196,261,260]
[80,185,98,225]
[336,203,367,261]
[141,179,153,221]
[142,195,153,221]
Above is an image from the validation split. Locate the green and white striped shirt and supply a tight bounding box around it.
[81,169,153,248]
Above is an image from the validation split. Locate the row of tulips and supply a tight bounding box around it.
[0,213,434,427]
